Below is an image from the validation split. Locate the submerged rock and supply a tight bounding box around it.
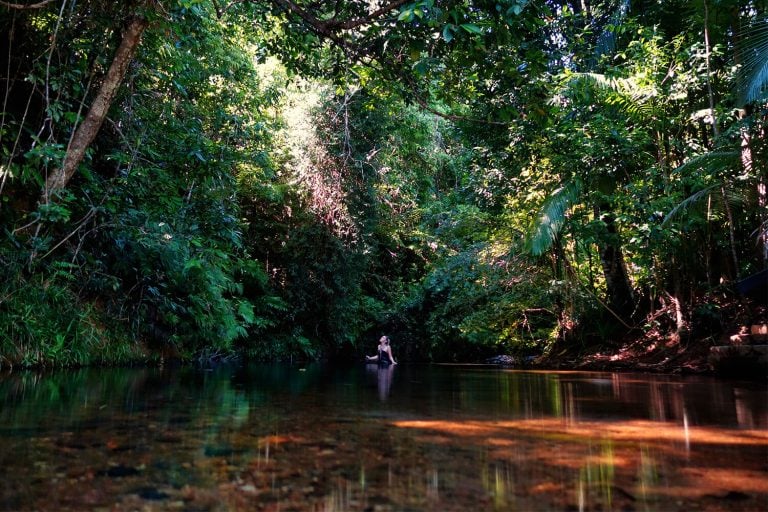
[485,355,516,366]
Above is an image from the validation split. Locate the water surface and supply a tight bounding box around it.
[0,364,765,511]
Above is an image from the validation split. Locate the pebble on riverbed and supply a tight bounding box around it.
[96,464,140,478]
[134,486,170,501]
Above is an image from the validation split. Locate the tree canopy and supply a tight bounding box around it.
[0,0,766,368]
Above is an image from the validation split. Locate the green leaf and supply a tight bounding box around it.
[413,59,430,76]
[442,25,455,43]
[460,23,483,35]
[184,258,203,271]
[237,301,256,324]
[398,9,413,22]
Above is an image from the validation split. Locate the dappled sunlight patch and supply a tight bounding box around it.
[485,437,519,448]
[582,452,634,468]
[392,418,768,446]
[676,467,768,495]
[390,416,768,510]
[530,481,565,494]
[411,433,455,445]
[255,434,304,447]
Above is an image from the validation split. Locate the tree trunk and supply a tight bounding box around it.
[703,0,719,139]
[740,112,768,266]
[42,13,149,201]
[596,208,635,320]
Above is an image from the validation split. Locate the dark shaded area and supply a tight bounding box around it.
[737,269,768,303]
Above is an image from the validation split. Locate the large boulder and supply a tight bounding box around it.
[709,345,768,377]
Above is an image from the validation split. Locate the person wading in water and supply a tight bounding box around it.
[366,335,397,365]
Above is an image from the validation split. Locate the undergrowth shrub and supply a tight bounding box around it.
[0,262,146,368]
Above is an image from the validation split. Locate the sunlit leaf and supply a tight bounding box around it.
[527,179,582,256]
[460,23,483,35]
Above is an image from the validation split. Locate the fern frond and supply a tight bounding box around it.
[570,72,630,94]
[568,73,659,121]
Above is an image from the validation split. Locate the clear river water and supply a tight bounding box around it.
[0,364,765,511]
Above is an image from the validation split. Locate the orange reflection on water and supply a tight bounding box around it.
[654,467,768,498]
[392,418,768,446]
[256,434,304,446]
[392,417,768,503]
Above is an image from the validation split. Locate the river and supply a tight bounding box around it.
[0,364,765,511]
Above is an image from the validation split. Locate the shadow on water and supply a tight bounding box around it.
[0,364,765,511]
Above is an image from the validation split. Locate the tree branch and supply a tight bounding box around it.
[414,95,513,126]
[329,0,410,30]
[0,0,54,9]
[43,13,150,199]
[212,0,246,18]
[270,0,408,35]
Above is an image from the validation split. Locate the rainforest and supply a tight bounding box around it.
[0,0,766,373]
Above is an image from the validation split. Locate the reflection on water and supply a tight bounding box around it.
[0,365,765,511]
[365,363,395,401]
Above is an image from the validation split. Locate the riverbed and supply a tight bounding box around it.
[0,364,765,511]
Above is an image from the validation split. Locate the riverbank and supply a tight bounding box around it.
[533,325,768,379]
[524,292,768,379]
[536,333,715,374]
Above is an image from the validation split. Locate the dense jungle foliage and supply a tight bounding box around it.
[0,0,766,367]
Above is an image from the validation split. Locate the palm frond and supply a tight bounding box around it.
[671,151,740,177]
[662,183,744,226]
[752,219,768,245]
[737,17,768,104]
[662,184,718,226]
[527,179,582,256]
[663,151,743,225]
